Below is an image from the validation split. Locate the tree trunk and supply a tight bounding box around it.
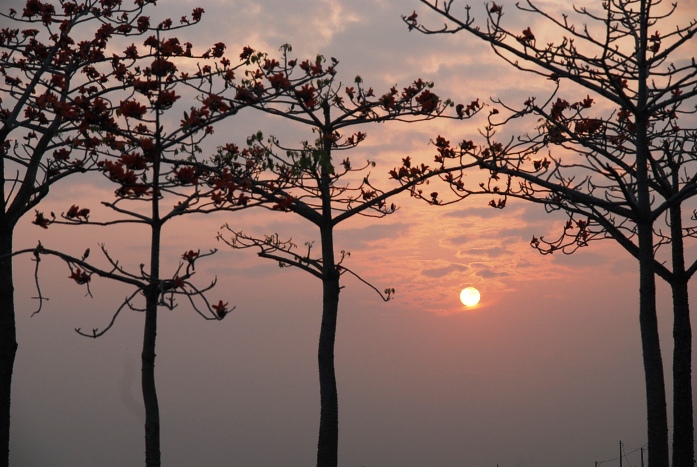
[634,29,670,459]
[142,288,160,467]
[0,224,16,467]
[669,205,694,467]
[143,87,163,467]
[316,224,339,467]
[638,221,669,467]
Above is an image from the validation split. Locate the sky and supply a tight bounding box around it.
[5,0,697,466]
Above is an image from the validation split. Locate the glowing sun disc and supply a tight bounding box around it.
[460,287,481,307]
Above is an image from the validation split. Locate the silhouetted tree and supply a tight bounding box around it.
[0,0,172,462]
[20,18,302,467]
[208,49,478,466]
[402,1,697,466]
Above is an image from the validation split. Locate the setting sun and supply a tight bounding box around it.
[460,287,481,307]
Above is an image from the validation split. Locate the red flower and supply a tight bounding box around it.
[119,100,147,119]
[32,210,52,229]
[65,205,90,221]
[53,148,71,161]
[211,42,226,58]
[268,73,291,90]
[192,7,205,22]
[173,166,199,185]
[272,194,295,211]
[405,11,418,30]
[180,107,210,129]
[201,94,230,113]
[172,276,185,288]
[137,16,150,33]
[575,118,603,136]
[154,89,179,110]
[212,300,229,319]
[415,89,439,113]
[517,27,535,46]
[69,268,90,285]
[182,250,200,262]
[240,46,254,60]
[550,98,569,120]
[295,84,317,107]
[150,58,177,77]
[263,58,280,70]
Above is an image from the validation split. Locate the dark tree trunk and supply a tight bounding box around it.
[634,35,670,460]
[0,224,16,467]
[669,204,694,467]
[672,276,693,467]
[142,289,160,466]
[638,223,669,467]
[142,90,163,467]
[316,223,339,467]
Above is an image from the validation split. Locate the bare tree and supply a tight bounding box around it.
[401,1,697,466]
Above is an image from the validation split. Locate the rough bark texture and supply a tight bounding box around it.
[0,225,16,467]
[316,223,339,467]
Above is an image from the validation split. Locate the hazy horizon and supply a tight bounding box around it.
[4,0,696,465]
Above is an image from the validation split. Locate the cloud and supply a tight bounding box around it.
[335,222,411,250]
[456,245,512,259]
[476,267,511,279]
[441,233,468,246]
[420,262,470,278]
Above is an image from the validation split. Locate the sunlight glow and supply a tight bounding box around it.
[460,287,481,307]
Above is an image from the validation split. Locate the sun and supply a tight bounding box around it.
[460,287,481,307]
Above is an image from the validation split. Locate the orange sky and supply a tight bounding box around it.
[6,0,697,465]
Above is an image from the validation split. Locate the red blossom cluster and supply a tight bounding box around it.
[533,158,551,171]
[295,84,317,107]
[272,194,295,211]
[344,132,366,146]
[517,27,535,46]
[267,72,291,90]
[240,46,255,60]
[456,99,480,118]
[120,100,148,119]
[575,118,603,136]
[65,205,90,221]
[415,89,439,113]
[299,56,327,76]
[208,169,249,207]
[98,159,149,197]
[389,156,431,180]
[173,166,200,185]
[434,135,455,163]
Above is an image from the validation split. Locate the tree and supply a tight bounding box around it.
[206,49,478,466]
[17,14,298,467]
[402,1,697,466]
[0,0,171,462]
